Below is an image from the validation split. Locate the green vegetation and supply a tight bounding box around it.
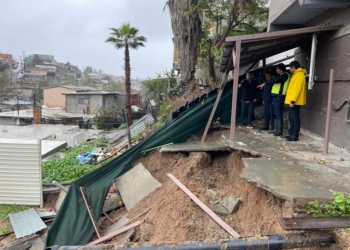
[0,204,28,234]
[94,106,124,130]
[186,0,268,83]
[144,69,179,103]
[42,137,109,183]
[307,191,350,217]
[131,131,142,140]
[118,123,127,129]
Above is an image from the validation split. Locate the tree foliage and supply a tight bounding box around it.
[0,72,12,100]
[188,0,268,83]
[0,61,9,72]
[143,69,179,105]
[84,66,93,76]
[105,23,147,125]
[101,75,112,81]
[94,106,124,130]
[33,80,50,106]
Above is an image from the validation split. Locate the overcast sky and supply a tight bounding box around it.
[0,0,173,79]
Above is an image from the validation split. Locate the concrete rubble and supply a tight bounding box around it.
[116,163,162,211]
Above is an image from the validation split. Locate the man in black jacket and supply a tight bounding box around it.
[257,64,291,136]
[260,70,274,131]
[238,71,258,129]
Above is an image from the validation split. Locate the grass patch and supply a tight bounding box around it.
[118,123,127,129]
[131,131,142,140]
[42,137,110,183]
[0,204,28,234]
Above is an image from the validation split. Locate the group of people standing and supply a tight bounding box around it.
[238,61,307,141]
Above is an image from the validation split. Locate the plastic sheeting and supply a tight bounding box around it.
[76,147,98,165]
[46,80,261,247]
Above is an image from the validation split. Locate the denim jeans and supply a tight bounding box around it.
[288,105,301,137]
[273,97,284,122]
[263,102,274,129]
[241,101,255,125]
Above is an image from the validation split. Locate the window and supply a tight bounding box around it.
[78,98,89,105]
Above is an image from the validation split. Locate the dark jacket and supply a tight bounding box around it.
[265,72,289,97]
[262,82,273,103]
[240,79,258,102]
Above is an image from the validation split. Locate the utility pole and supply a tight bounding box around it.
[22,51,26,85]
[17,95,19,116]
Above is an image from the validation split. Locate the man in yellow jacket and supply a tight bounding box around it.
[283,61,306,141]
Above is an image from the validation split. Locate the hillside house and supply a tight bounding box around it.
[43,85,97,109]
[62,91,126,114]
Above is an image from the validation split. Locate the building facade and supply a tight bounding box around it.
[43,86,97,108]
[63,92,124,114]
[268,0,350,150]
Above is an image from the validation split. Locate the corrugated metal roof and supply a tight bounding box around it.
[0,139,42,206]
[108,114,155,145]
[220,25,340,73]
[9,208,47,239]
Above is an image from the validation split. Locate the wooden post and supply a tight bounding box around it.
[80,187,101,238]
[323,69,334,155]
[230,40,242,141]
[52,181,68,193]
[201,73,229,142]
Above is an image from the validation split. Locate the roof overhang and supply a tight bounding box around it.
[220,25,340,73]
[271,0,350,25]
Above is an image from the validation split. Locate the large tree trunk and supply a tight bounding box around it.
[207,42,216,82]
[168,0,203,85]
[124,43,132,125]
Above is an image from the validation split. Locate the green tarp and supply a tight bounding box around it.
[46,78,263,246]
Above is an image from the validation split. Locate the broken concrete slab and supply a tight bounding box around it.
[116,163,162,211]
[160,141,229,153]
[117,229,135,245]
[3,234,40,250]
[221,131,350,202]
[222,197,241,214]
[29,237,45,250]
[207,189,218,200]
[241,157,350,201]
[105,214,129,235]
[210,203,229,216]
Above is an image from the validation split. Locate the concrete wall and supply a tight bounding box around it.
[44,87,76,108]
[268,0,295,24]
[116,94,126,107]
[294,6,350,150]
[65,94,102,114]
[103,95,116,109]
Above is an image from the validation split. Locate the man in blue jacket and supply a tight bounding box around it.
[260,70,274,131]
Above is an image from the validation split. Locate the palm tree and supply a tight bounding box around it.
[106,23,147,125]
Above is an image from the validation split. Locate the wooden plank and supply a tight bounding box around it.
[278,217,350,230]
[80,187,101,238]
[87,221,141,245]
[293,197,332,214]
[167,173,241,238]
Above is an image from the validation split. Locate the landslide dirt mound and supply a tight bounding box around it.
[123,150,292,244]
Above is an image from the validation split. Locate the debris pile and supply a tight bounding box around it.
[94,150,291,246]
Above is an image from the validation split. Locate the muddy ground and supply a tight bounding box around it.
[97,148,293,247]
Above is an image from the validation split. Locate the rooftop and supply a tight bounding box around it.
[44,85,97,91]
[35,65,57,69]
[62,91,116,95]
[220,25,340,73]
